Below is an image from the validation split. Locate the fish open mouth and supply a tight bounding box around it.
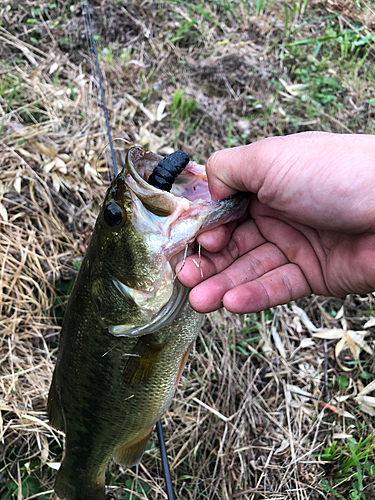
[124,146,214,217]
[108,147,249,338]
[124,146,249,238]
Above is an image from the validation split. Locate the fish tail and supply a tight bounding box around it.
[54,466,105,500]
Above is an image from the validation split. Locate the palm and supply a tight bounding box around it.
[177,198,375,314]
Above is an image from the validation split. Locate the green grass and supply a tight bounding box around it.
[170,87,205,146]
[317,436,375,499]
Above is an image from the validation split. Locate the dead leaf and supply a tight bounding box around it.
[364,317,375,329]
[43,160,56,173]
[292,304,320,332]
[335,333,358,371]
[318,401,339,414]
[54,157,66,169]
[286,384,312,399]
[271,325,286,358]
[125,93,156,122]
[0,202,8,221]
[355,380,375,416]
[34,142,58,157]
[279,78,308,97]
[14,177,21,194]
[156,99,167,121]
[312,328,346,339]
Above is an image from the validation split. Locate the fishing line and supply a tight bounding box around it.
[82,0,118,177]
[82,2,175,499]
[156,420,175,500]
[81,1,113,179]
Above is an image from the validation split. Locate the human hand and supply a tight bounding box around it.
[177,132,375,314]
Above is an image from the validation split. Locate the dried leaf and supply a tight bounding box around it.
[271,325,286,358]
[14,176,21,194]
[51,172,61,192]
[337,409,355,419]
[16,147,39,161]
[332,433,355,439]
[156,99,167,121]
[0,202,8,221]
[274,439,290,454]
[47,462,61,470]
[335,395,352,402]
[335,333,358,371]
[57,165,67,174]
[312,329,372,361]
[43,160,56,173]
[59,153,70,162]
[292,315,303,333]
[357,379,375,396]
[346,330,373,355]
[54,157,66,169]
[300,338,315,348]
[49,62,59,74]
[318,401,339,413]
[34,142,58,157]
[364,317,375,329]
[279,78,308,96]
[312,329,346,339]
[40,435,49,461]
[125,93,156,122]
[355,391,375,416]
[84,162,103,185]
[292,304,320,332]
[335,306,344,320]
[286,384,312,398]
[139,126,165,152]
[358,395,375,406]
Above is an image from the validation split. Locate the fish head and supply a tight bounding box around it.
[89,146,249,337]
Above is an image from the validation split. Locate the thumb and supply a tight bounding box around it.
[206,137,286,201]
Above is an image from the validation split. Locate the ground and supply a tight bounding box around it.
[0,0,375,499]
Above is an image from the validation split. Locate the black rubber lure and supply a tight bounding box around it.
[148,150,190,192]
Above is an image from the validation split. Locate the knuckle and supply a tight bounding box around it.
[226,238,240,262]
[279,268,294,301]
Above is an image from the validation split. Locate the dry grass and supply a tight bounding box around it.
[1,1,375,499]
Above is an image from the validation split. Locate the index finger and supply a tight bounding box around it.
[176,218,266,288]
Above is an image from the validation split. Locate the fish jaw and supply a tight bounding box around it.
[105,147,249,337]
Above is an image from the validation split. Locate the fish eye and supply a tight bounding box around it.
[104,200,124,227]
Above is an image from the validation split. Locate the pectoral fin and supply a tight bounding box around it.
[114,426,154,467]
[122,335,167,386]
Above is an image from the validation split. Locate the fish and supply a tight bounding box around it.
[47,146,249,500]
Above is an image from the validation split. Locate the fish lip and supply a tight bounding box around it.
[125,146,164,192]
[108,279,191,337]
[124,147,179,216]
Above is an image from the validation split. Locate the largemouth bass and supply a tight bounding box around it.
[48,146,248,500]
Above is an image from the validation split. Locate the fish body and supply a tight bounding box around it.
[48,147,248,500]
